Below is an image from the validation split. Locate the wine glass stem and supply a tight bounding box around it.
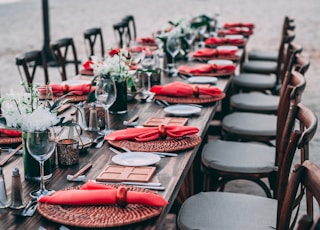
[104,107,110,131]
[39,161,46,192]
[147,73,152,91]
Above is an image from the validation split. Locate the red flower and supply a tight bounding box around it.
[108,48,121,56]
[82,60,93,70]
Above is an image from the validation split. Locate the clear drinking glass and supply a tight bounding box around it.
[95,76,117,135]
[166,34,181,75]
[141,53,156,95]
[26,129,56,199]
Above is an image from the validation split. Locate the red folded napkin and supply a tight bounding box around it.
[223,22,255,29]
[82,60,93,70]
[178,63,236,74]
[138,37,156,44]
[0,128,22,137]
[191,48,237,58]
[128,46,146,53]
[150,81,222,98]
[218,28,254,36]
[105,125,199,142]
[39,181,168,207]
[39,83,94,96]
[205,37,245,46]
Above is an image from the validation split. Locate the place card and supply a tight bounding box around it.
[96,165,156,182]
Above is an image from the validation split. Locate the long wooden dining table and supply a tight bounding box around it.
[0,55,238,229]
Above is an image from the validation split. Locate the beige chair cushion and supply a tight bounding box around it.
[248,50,278,62]
[232,73,277,89]
[222,112,277,136]
[242,61,277,74]
[202,140,276,173]
[178,192,277,230]
[230,93,279,112]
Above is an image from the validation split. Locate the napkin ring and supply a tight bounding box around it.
[116,186,127,207]
[193,85,199,98]
[158,124,167,140]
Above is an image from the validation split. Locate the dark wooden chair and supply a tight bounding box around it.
[230,52,309,114]
[202,70,306,198]
[113,21,130,48]
[178,103,318,229]
[15,49,49,91]
[83,27,105,58]
[50,37,79,81]
[247,16,295,62]
[122,15,137,42]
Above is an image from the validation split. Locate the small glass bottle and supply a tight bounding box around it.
[0,167,9,208]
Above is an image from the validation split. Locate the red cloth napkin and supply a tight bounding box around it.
[178,63,236,74]
[39,83,94,96]
[138,37,156,44]
[191,48,237,58]
[218,28,254,36]
[205,37,245,46]
[82,60,93,70]
[150,81,222,97]
[38,181,168,207]
[223,22,255,29]
[128,46,146,53]
[0,128,22,137]
[105,125,199,142]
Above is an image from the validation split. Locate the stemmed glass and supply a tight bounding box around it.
[141,53,156,96]
[26,129,56,199]
[184,30,196,52]
[95,76,117,135]
[166,34,181,75]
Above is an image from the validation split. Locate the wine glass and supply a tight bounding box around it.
[141,53,156,97]
[166,34,181,75]
[95,76,117,135]
[26,129,56,199]
[184,30,196,52]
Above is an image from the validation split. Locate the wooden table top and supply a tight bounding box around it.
[0,61,233,229]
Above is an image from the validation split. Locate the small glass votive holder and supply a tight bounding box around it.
[56,139,79,166]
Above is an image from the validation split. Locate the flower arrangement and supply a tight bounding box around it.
[0,82,71,132]
[90,48,135,82]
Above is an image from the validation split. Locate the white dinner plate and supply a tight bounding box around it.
[112,152,161,166]
[208,59,233,65]
[187,76,218,84]
[224,35,245,39]
[216,45,239,52]
[164,104,202,116]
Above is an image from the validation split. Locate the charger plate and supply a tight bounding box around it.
[0,137,22,145]
[37,185,163,228]
[53,94,88,103]
[154,93,226,104]
[179,70,234,77]
[108,135,201,153]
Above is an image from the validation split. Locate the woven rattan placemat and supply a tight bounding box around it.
[154,93,225,105]
[108,135,201,153]
[37,185,163,228]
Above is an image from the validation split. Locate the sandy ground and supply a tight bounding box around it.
[0,0,320,228]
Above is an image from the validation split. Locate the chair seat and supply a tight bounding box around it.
[222,112,277,136]
[230,93,279,112]
[178,192,277,230]
[248,50,278,62]
[242,61,277,74]
[232,73,277,89]
[202,140,276,173]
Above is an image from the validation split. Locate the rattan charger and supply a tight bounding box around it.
[108,135,201,153]
[154,93,225,104]
[37,184,163,228]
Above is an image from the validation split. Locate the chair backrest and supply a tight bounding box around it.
[15,50,49,91]
[50,37,79,81]
[113,21,130,48]
[279,160,320,230]
[83,27,105,58]
[122,15,137,41]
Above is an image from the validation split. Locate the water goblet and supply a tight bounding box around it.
[26,129,56,199]
[95,76,117,135]
[141,54,156,96]
[184,30,196,52]
[166,34,181,76]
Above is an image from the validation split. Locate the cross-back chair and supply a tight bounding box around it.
[122,15,137,42]
[15,49,49,91]
[202,69,307,199]
[247,16,295,62]
[50,37,79,81]
[113,20,130,48]
[83,27,105,58]
[178,102,318,230]
[230,51,309,114]
[222,43,304,144]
